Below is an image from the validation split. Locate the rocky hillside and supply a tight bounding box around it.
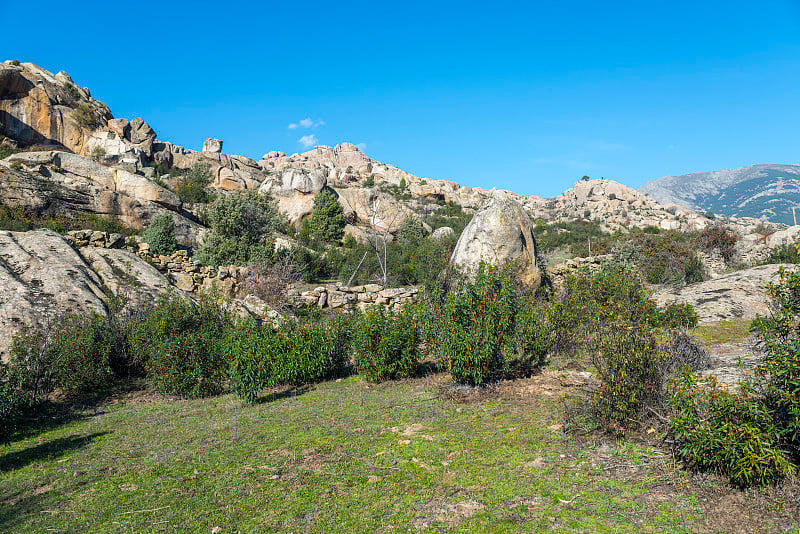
[638,164,800,225]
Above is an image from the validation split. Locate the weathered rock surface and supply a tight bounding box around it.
[652,264,788,324]
[0,229,107,359]
[334,186,415,233]
[202,138,223,153]
[0,152,204,245]
[450,191,541,286]
[0,61,112,155]
[258,167,326,225]
[79,246,187,309]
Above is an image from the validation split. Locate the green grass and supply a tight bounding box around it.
[693,320,753,345]
[0,372,792,533]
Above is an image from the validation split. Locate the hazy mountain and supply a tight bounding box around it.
[638,164,800,224]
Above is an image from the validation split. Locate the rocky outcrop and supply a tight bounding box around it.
[258,167,326,225]
[202,138,223,153]
[259,142,523,209]
[79,246,188,309]
[334,187,416,233]
[0,152,204,245]
[524,178,714,232]
[151,141,264,191]
[652,264,788,324]
[0,229,108,359]
[0,61,112,155]
[450,191,541,286]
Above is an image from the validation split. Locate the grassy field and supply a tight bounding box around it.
[1,367,798,533]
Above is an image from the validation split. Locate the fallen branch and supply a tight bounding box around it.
[558,493,581,504]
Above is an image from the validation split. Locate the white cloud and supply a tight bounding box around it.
[288,117,325,130]
[356,142,367,151]
[298,134,318,148]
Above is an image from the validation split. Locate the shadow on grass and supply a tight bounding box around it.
[0,431,109,472]
[255,384,314,404]
[0,432,109,532]
[9,380,149,443]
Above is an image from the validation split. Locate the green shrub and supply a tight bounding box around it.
[427,264,518,386]
[10,160,22,171]
[352,305,419,381]
[8,313,114,399]
[670,375,793,487]
[141,214,177,256]
[129,296,231,398]
[0,145,19,160]
[0,363,26,443]
[669,266,800,486]
[227,317,350,403]
[763,243,800,264]
[590,321,666,429]
[196,191,286,266]
[397,216,427,245]
[697,224,738,261]
[62,82,82,102]
[174,162,214,204]
[299,189,346,244]
[90,145,106,162]
[48,313,114,393]
[72,102,97,128]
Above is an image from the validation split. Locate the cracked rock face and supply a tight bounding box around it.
[652,264,788,324]
[0,229,107,359]
[450,191,541,286]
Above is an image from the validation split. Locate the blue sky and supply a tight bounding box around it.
[3,0,799,197]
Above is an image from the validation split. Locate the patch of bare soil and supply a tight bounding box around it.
[412,497,487,530]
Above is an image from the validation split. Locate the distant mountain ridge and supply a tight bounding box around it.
[638,164,800,225]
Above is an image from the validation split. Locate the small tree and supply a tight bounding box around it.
[141,214,177,256]
[300,189,346,243]
[196,190,286,266]
[175,162,214,204]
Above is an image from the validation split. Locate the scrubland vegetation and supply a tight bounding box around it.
[1,184,799,530]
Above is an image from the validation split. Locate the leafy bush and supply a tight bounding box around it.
[670,375,793,487]
[141,213,177,256]
[128,296,231,398]
[697,224,738,261]
[8,313,114,399]
[196,191,287,266]
[299,189,345,244]
[90,145,106,162]
[174,162,214,204]
[62,82,82,102]
[227,317,350,403]
[670,267,800,486]
[352,305,419,381]
[72,103,97,128]
[763,243,800,264]
[426,264,518,386]
[47,313,114,393]
[0,145,20,160]
[397,216,427,245]
[533,218,610,256]
[0,363,26,443]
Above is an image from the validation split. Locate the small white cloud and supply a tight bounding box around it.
[288,117,325,130]
[298,134,318,148]
[668,144,679,150]
[356,143,367,151]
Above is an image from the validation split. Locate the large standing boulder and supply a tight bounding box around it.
[450,191,541,286]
